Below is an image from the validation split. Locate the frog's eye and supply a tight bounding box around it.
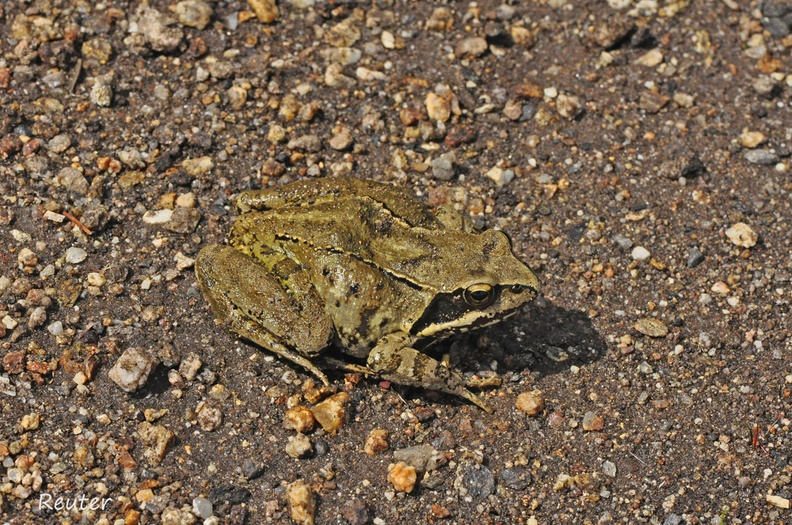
[463,284,495,308]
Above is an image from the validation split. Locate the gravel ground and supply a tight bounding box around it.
[1,0,792,524]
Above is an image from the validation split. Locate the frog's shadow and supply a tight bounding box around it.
[322,295,606,399]
[436,295,607,380]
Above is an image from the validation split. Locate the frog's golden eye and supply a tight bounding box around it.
[463,284,494,307]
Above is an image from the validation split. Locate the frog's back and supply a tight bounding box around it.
[231,196,535,294]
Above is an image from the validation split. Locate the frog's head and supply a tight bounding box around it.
[407,229,540,339]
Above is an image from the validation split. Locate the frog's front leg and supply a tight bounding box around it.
[367,333,493,413]
[195,245,334,384]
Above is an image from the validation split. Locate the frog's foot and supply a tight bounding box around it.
[316,356,374,376]
[439,353,501,390]
[367,333,493,413]
[195,245,334,385]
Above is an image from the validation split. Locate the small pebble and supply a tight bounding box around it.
[639,91,669,113]
[286,480,316,525]
[341,499,370,525]
[752,76,779,98]
[176,192,196,208]
[310,392,349,432]
[454,37,488,58]
[173,0,213,30]
[108,348,157,392]
[28,307,47,329]
[555,94,581,119]
[285,433,313,459]
[457,463,495,498]
[57,168,90,195]
[425,93,451,122]
[486,166,514,186]
[287,135,322,153]
[329,127,353,151]
[393,444,436,473]
[47,134,72,153]
[142,209,174,225]
[325,17,361,48]
[197,404,223,431]
[431,154,455,180]
[64,247,88,264]
[17,248,37,267]
[711,281,730,295]
[90,74,114,107]
[179,352,203,381]
[612,234,633,250]
[634,318,668,338]
[388,462,417,493]
[725,222,758,248]
[499,467,531,490]
[192,497,213,519]
[601,460,617,477]
[740,130,766,149]
[687,248,705,268]
[516,391,544,416]
[182,156,214,175]
[634,48,664,67]
[631,246,651,261]
[364,429,389,456]
[582,411,604,431]
[744,149,778,165]
[248,0,279,23]
[283,405,316,433]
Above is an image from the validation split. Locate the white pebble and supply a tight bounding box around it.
[65,247,88,264]
[142,209,174,225]
[631,246,651,261]
[47,321,64,335]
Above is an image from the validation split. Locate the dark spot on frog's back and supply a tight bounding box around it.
[350,283,361,296]
[373,215,393,233]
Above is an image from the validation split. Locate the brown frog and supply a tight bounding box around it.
[195,178,540,412]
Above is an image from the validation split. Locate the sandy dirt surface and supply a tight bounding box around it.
[1,0,792,523]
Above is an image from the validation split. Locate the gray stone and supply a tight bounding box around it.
[663,515,683,525]
[57,168,90,195]
[393,444,436,474]
[611,234,633,250]
[687,248,705,268]
[763,17,790,38]
[431,154,455,180]
[287,135,321,152]
[744,149,779,165]
[499,467,531,490]
[192,496,213,519]
[458,464,495,498]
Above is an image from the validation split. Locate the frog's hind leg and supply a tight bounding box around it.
[367,333,493,413]
[195,245,334,385]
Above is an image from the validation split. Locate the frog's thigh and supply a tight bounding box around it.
[196,245,333,384]
[367,333,492,413]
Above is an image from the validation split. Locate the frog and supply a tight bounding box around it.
[195,178,540,412]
